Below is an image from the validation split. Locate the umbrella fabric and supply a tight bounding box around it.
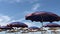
[25,11,60,22]
[43,23,60,27]
[7,22,28,28]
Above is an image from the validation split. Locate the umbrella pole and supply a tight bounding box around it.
[51,31,52,34]
[15,28,17,34]
[5,31,6,34]
[16,28,18,34]
[41,22,43,34]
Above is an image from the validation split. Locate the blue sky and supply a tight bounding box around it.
[0,0,60,27]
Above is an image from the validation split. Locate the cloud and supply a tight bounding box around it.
[0,15,11,26]
[10,18,25,22]
[0,14,25,26]
[32,3,40,11]
[24,3,40,14]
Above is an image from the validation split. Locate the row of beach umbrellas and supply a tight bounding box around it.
[0,11,60,34]
[0,22,60,34]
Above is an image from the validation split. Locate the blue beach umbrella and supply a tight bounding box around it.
[28,26,40,34]
[7,22,28,34]
[43,23,60,34]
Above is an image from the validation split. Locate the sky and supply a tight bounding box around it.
[0,0,60,27]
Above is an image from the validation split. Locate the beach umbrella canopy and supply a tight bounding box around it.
[43,23,60,27]
[7,22,28,28]
[25,11,60,22]
[29,26,40,30]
